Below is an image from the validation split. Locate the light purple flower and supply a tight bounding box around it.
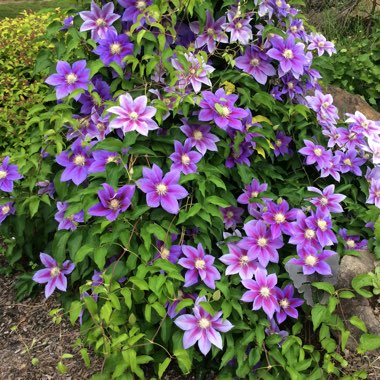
[0,202,15,224]
[174,296,233,355]
[239,220,284,267]
[275,285,304,324]
[307,185,346,213]
[138,164,188,214]
[235,45,276,85]
[190,10,228,53]
[180,119,219,155]
[88,183,135,221]
[367,179,380,208]
[305,209,337,247]
[237,179,267,215]
[299,140,331,169]
[45,60,90,100]
[222,7,253,45]
[319,153,341,182]
[307,33,336,56]
[0,156,23,192]
[288,247,336,276]
[79,1,120,41]
[219,243,262,280]
[241,269,280,319]
[108,93,158,136]
[288,211,320,249]
[178,243,221,289]
[346,111,380,138]
[55,202,84,231]
[32,253,75,298]
[220,206,244,229]
[199,88,248,131]
[169,140,202,175]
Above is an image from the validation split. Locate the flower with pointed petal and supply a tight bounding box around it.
[0,156,23,192]
[307,185,346,213]
[0,202,15,224]
[55,202,84,231]
[169,140,202,175]
[275,285,304,324]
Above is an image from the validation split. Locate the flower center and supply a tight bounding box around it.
[260,286,270,298]
[160,246,170,260]
[198,317,211,329]
[193,130,203,140]
[317,219,327,231]
[110,43,122,55]
[106,156,117,163]
[287,82,294,89]
[97,122,105,131]
[276,0,282,6]
[235,22,242,29]
[346,239,356,248]
[362,121,369,129]
[65,73,77,85]
[136,0,146,10]
[96,18,106,26]
[376,191,380,197]
[129,111,139,120]
[195,258,206,269]
[239,255,249,266]
[226,211,234,219]
[73,154,86,166]
[282,49,294,59]
[218,105,231,117]
[348,132,356,140]
[305,255,317,266]
[189,68,196,75]
[280,298,289,309]
[290,25,298,32]
[304,228,315,239]
[318,41,325,47]
[0,170,7,179]
[320,196,328,206]
[275,139,282,147]
[257,237,268,247]
[109,199,120,210]
[207,28,214,36]
[251,191,259,198]
[343,158,352,166]
[2,205,10,215]
[50,267,61,278]
[250,58,260,67]
[322,101,330,109]
[156,183,168,196]
[314,148,322,157]
[181,154,190,165]
[274,213,285,223]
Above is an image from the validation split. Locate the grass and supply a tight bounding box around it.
[0,0,80,19]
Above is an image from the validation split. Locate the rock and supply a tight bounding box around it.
[336,250,380,351]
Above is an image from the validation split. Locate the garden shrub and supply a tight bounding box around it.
[2,0,380,378]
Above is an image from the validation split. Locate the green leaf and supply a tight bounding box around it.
[75,244,93,263]
[339,290,355,299]
[349,316,368,333]
[352,274,373,298]
[358,334,380,353]
[206,195,231,208]
[80,348,91,368]
[94,247,107,270]
[174,349,191,374]
[129,277,149,291]
[69,301,82,325]
[100,302,112,324]
[311,304,327,331]
[312,282,335,295]
[175,298,194,313]
[158,358,171,379]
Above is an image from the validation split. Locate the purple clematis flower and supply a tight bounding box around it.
[307,33,336,56]
[307,185,346,214]
[275,284,304,324]
[239,220,284,267]
[154,236,182,264]
[79,1,120,41]
[45,60,90,100]
[235,45,276,85]
[288,211,320,249]
[79,76,112,115]
[222,7,253,45]
[118,0,152,23]
[219,243,262,280]
[319,153,341,182]
[367,179,380,208]
[241,269,280,319]
[55,202,84,231]
[267,35,307,78]
[335,149,366,176]
[265,319,289,347]
[237,178,267,215]
[89,150,120,173]
[179,243,221,289]
[32,253,75,298]
[37,180,55,199]
[190,10,228,53]
[0,156,23,192]
[225,141,253,168]
[274,131,292,157]
[339,229,368,251]
[108,93,158,136]
[138,164,188,214]
[299,140,331,169]
[94,30,133,67]
[180,118,220,155]
[56,140,94,186]
[288,247,336,276]
[346,111,380,138]
[305,91,339,126]
[306,209,337,247]
[220,206,244,229]
[88,183,135,221]
[0,202,15,224]
[199,88,248,131]
[174,296,233,355]
[169,140,202,175]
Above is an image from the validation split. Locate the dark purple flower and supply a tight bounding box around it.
[219,243,262,280]
[37,180,55,199]
[55,202,84,231]
[88,183,135,221]
[274,131,292,157]
[108,93,158,136]
[265,319,289,347]
[79,77,112,115]
[239,220,284,267]
[241,269,279,319]
[222,7,253,45]
[288,247,336,276]
[118,0,152,23]
[267,35,307,78]
[166,293,196,319]
[307,185,346,213]
[339,229,368,251]
[199,88,248,131]
[190,10,228,53]
[225,141,253,168]
[32,253,75,298]
[88,150,120,173]
[235,45,276,85]
[154,236,182,264]
[220,206,244,229]
[178,243,221,289]
[61,15,74,31]
[45,60,90,100]
[275,285,304,324]
[138,164,188,214]
[79,1,120,41]
[0,156,23,192]
[169,140,202,175]
[175,21,196,47]
[0,202,15,224]
[180,119,219,155]
[174,296,233,355]
[299,140,331,169]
